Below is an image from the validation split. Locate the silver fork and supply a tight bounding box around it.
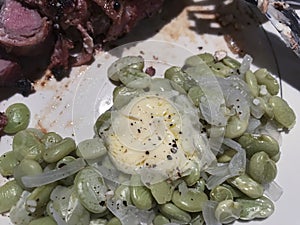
[245,0,300,57]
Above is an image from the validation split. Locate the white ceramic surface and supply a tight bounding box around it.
[0,0,300,224]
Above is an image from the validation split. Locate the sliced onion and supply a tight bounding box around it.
[9,191,34,225]
[206,139,246,189]
[107,198,155,225]
[21,158,86,188]
[202,201,222,225]
[239,54,252,75]
[264,181,283,202]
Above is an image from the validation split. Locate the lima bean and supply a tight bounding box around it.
[236,196,274,220]
[3,103,30,134]
[210,185,234,202]
[41,132,63,149]
[183,161,201,186]
[130,175,154,210]
[248,151,277,184]
[28,216,57,225]
[113,184,132,205]
[0,150,19,176]
[225,115,249,139]
[269,95,296,129]
[237,133,279,158]
[26,183,56,215]
[94,110,111,134]
[0,180,23,213]
[153,214,171,225]
[112,86,143,110]
[198,53,214,64]
[222,56,241,69]
[254,68,279,95]
[187,86,204,108]
[158,203,192,223]
[227,174,264,199]
[245,71,259,97]
[13,159,43,188]
[107,56,144,82]
[210,62,233,77]
[149,180,174,204]
[76,137,107,160]
[107,217,122,225]
[13,129,45,162]
[172,189,208,212]
[217,149,236,163]
[74,166,108,213]
[43,137,76,163]
[215,200,241,224]
[89,218,108,225]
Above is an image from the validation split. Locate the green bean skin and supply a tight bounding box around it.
[74,166,108,213]
[153,214,171,225]
[13,129,45,162]
[130,175,154,210]
[0,180,23,213]
[188,86,204,107]
[149,180,174,204]
[158,203,192,223]
[94,110,111,135]
[210,185,234,202]
[26,183,56,214]
[198,53,214,64]
[118,67,151,88]
[254,68,279,95]
[0,150,19,176]
[210,62,233,77]
[222,56,241,69]
[28,216,57,225]
[107,217,122,225]
[43,137,76,163]
[172,189,208,212]
[107,56,144,82]
[236,196,274,220]
[76,138,107,160]
[90,218,108,225]
[113,184,132,205]
[225,115,249,139]
[245,71,259,97]
[215,200,241,224]
[269,96,296,129]
[4,103,30,134]
[13,159,43,188]
[248,151,277,184]
[237,133,279,158]
[183,162,201,186]
[41,132,63,149]
[217,149,236,163]
[227,174,264,199]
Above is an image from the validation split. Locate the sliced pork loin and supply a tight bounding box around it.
[0,0,52,56]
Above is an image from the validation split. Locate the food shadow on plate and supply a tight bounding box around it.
[105,0,189,55]
[186,0,300,91]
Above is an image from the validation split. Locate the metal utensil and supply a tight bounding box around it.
[245,0,300,57]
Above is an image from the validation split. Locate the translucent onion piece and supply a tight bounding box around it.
[48,202,68,225]
[239,54,253,75]
[9,191,35,225]
[21,158,86,188]
[203,201,222,225]
[107,198,155,225]
[206,139,246,189]
[246,117,262,133]
[264,181,283,202]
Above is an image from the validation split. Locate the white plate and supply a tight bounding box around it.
[0,0,300,224]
